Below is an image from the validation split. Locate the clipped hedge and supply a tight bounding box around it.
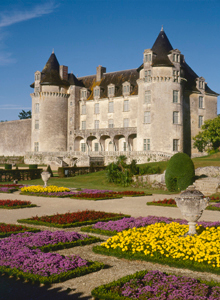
[165,153,195,192]
[0,169,42,182]
[29,164,38,169]
[4,164,12,170]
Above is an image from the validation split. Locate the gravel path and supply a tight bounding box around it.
[0,191,220,299]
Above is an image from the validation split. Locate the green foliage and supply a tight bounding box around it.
[165,153,195,192]
[4,164,12,170]
[46,165,53,177]
[139,165,162,175]
[29,164,38,169]
[106,157,138,187]
[18,110,31,119]
[193,115,220,153]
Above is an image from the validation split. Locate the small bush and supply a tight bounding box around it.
[165,153,195,192]
[4,164,12,170]
[29,164,38,169]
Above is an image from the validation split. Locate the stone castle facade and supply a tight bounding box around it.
[0,28,218,166]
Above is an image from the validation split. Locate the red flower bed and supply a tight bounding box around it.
[30,210,124,225]
[0,223,28,233]
[117,191,145,196]
[152,198,176,204]
[210,196,220,201]
[0,199,32,208]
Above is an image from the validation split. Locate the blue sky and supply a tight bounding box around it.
[0,0,219,121]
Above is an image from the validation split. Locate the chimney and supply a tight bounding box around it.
[96,65,106,81]
[60,65,68,80]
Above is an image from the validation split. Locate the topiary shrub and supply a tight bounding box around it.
[165,153,195,192]
[46,165,53,177]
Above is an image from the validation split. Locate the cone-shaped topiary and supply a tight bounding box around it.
[46,165,53,177]
[165,153,195,192]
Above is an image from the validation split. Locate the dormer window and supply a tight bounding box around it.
[122,82,130,96]
[81,89,87,99]
[196,77,205,90]
[94,87,100,98]
[173,54,180,63]
[35,72,41,81]
[144,53,152,62]
[108,85,115,97]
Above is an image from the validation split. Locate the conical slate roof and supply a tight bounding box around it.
[40,52,69,86]
[151,28,174,67]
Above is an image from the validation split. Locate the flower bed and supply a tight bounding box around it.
[207,202,220,211]
[81,215,220,236]
[20,186,149,200]
[0,223,40,238]
[0,184,24,188]
[0,199,37,209]
[18,210,130,228]
[93,222,220,275]
[0,187,18,193]
[91,269,220,299]
[147,198,176,207]
[0,230,104,283]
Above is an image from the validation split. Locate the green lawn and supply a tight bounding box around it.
[1,152,220,195]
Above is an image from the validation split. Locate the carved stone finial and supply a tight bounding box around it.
[52,49,54,54]
[161,25,164,31]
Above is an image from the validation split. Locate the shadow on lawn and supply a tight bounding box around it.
[0,275,91,300]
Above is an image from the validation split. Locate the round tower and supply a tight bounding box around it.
[30,52,70,152]
[137,28,184,155]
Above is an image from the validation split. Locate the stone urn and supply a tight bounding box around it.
[41,171,51,187]
[175,185,210,235]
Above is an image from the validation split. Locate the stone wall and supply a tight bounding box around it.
[0,119,31,156]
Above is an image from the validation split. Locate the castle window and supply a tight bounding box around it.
[94,143,99,152]
[81,104,86,115]
[95,120,99,129]
[199,115,203,128]
[94,87,100,98]
[35,120,39,130]
[123,118,129,127]
[81,89,87,99]
[70,101,72,106]
[123,82,130,95]
[108,86,115,97]
[199,81,203,89]
[108,119,114,128]
[123,100,129,112]
[35,103,39,113]
[173,111,179,124]
[145,70,151,82]
[144,54,151,62]
[34,142,39,152]
[144,111,151,124]
[35,73,40,81]
[173,90,179,103]
[173,70,179,82]
[143,139,150,151]
[81,121,86,130]
[145,90,151,103]
[123,142,126,151]
[69,146,72,151]
[173,139,179,151]
[108,101,114,113]
[94,103,99,114]
[81,143,86,152]
[199,96,204,108]
[70,117,72,122]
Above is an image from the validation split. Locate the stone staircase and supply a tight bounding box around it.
[193,177,220,196]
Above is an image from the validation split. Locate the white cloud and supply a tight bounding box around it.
[0,52,16,65]
[0,2,58,28]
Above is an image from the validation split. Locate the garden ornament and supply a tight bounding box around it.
[41,171,51,187]
[175,185,209,236]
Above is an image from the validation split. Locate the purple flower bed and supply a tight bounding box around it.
[0,231,89,276]
[92,216,220,232]
[115,270,220,299]
[213,203,220,208]
[0,187,16,193]
[2,231,89,248]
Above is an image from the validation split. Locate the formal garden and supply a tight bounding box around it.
[1,152,220,298]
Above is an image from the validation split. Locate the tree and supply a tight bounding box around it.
[193,116,220,153]
[18,110,31,119]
